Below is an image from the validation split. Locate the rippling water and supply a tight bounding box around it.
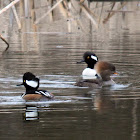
[0,6,140,140]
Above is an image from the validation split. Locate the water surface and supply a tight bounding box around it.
[0,6,140,140]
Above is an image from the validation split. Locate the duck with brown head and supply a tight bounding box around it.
[94,61,117,86]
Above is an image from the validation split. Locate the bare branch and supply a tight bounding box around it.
[0,0,20,15]
[0,34,9,54]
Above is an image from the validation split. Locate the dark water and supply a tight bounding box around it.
[0,10,140,140]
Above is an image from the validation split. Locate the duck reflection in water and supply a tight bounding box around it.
[23,105,39,121]
[91,89,115,114]
[76,51,118,88]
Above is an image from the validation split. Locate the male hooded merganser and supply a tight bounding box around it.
[77,51,98,79]
[75,51,117,87]
[17,72,54,101]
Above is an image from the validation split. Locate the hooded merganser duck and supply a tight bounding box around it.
[75,51,117,87]
[17,72,54,101]
[94,61,117,86]
[77,51,98,79]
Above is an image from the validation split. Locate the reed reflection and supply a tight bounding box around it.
[131,99,137,140]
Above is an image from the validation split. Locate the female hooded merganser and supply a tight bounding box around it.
[17,72,54,101]
[76,51,117,87]
[94,61,117,86]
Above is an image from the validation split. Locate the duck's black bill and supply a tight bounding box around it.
[17,83,24,86]
[76,60,85,64]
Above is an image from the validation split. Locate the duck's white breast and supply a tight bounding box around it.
[82,68,97,79]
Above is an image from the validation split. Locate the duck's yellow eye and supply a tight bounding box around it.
[87,56,90,59]
[24,80,25,83]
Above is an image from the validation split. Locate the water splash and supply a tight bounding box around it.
[110,83,131,91]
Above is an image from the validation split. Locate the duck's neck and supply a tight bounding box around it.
[25,87,37,93]
[87,64,94,69]
[100,71,111,81]
[101,75,111,81]
[87,61,97,69]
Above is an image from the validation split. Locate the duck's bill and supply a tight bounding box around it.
[76,60,85,64]
[17,83,24,86]
[113,72,119,76]
[114,72,118,75]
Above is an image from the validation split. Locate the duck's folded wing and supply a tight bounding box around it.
[75,78,102,87]
[35,90,54,99]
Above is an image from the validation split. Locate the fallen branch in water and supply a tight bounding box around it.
[0,0,20,15]
[0,34,9,54]
[80,3,98,29]
[35,0,64,24]
[103,2,127,24]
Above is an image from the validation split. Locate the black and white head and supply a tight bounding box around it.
[18,72,39,91]
[77,51,98,69]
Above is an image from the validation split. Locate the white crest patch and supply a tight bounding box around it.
[91,55,97,61]
[26,80,38,88]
